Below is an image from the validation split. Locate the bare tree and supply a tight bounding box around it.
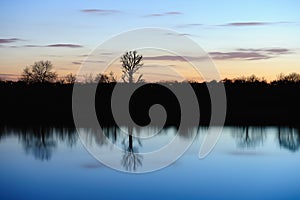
[95,71,117,83]
[275,72,300,83]
[283,72,300,83]
[65,73,76,84]
[276,73,286,82]
[20,60,57,83]
[95,73,109,83]
[20,67,32,83]
[120,51,144,83]
[108,71,117,83]
[246,74,265,83]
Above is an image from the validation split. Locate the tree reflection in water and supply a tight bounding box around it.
[0,126,77,161]
[121,126,143,171]
[232,126,266,148]
[1,125,300,166]
[277,127,300,152]
[22,127,56,161]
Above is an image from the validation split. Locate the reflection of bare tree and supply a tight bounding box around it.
[22,127,56,161]
[0,126,77,161]
[232,126,266,148]
[55,127,78,147]
[278,127,300,152]
[103,126,117,144]
[80,126,143,171]
[83,127,108,146]
[121,126,143,171]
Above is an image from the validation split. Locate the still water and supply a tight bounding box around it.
[0,126,299,200]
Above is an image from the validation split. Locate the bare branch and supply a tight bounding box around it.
[120,51,143,83]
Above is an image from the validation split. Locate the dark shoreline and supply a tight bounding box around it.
[0,82,299,127]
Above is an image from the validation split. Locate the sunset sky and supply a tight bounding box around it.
[0,0,299,82]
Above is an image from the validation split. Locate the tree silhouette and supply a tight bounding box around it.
[20,60,57,83]
[95,71,116,83]
[285,72,300,82]
[95,73,109,83]
[233,74,266,84]
[120,51,144,83]
[272,72,300,84]
[64,73,76,84]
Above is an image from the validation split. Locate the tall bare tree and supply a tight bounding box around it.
[120,51,144,83]
[20,60,57,83]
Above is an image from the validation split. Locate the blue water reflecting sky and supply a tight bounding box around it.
[0,126,300,200]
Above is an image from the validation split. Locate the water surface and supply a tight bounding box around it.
[0,126,299,200]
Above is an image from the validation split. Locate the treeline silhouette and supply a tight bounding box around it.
[0,72,300,126]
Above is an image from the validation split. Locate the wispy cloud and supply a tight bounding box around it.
[219,21,291,27]
[80,9,120,15]
[72,60,104,65]
[144,11,182,17]
[85,60,104,63]
[144,55,187,62]
[77,54,90,57]
[100,52,114,55]
[0,45,19,48]
[237,48,291,54]
[165,11,182,15]
[209,47,292,61]
[177,21,292,28]
[0,38,22,44]
[146,71,182,79]
[47,44,83,48]
[222,22,271,26]
[23,45,40,47]
[144,55,205,62]
[72,61,82,65]
[176,23,203,28]
[24,43,83,48]
[165,32,194,37]
[209,51,271,60]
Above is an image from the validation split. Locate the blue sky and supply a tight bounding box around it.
[0,0,299,81]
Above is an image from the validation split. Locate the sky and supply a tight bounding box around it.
[0,0,299,82]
